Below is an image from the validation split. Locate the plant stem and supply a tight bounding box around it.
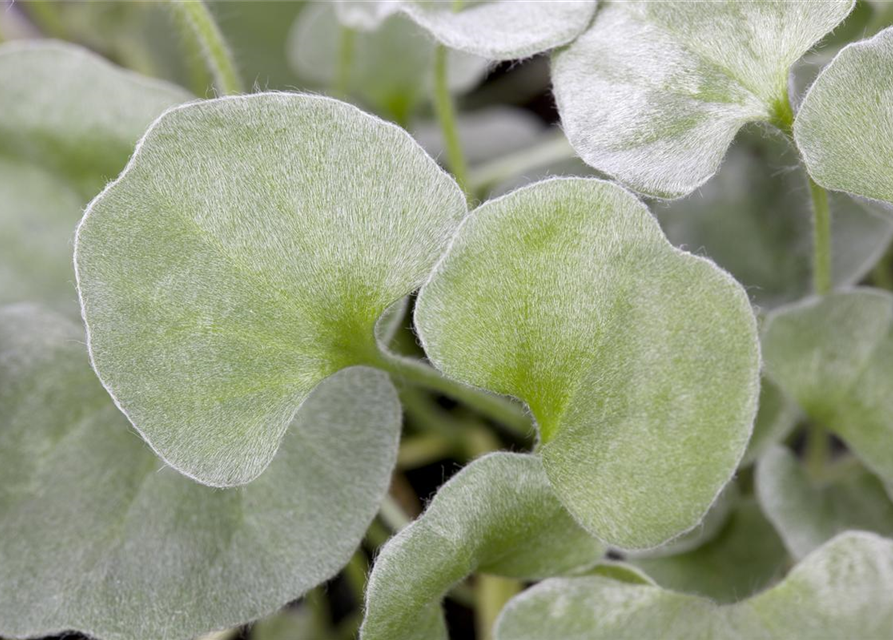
[379,494,412,532]
[335,24,355,99]
[374,350,532,436]
[805,425,830,480]
[170,0,243,96]
[475,575,521,640]
[433,45,470,195]
[809,178,832,296]
[469,132,577,196]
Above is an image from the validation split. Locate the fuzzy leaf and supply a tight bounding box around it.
[795,27,893,206]
[496,532,893,639]
[0,304,400,640]
[74,93,466,487]
[361,453,605,640]
[0,41,190,312]
[552,0,854,198]
[757,446,893,560]
[762,289,893,480]
[415,178,760,549]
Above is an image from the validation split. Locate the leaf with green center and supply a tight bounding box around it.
[795,27,893,206]
[74,93,466,487]
[0,41,190,313]
[0,304,400,640]
[361,452,605,640]
[415,178,760,549]
[552,0,854,198]
[335,0,598,61]
[495,532,893,639]
[633,500,789,604]
[757,445,893,560]
[762,289,893,481]
[288,4,487,126]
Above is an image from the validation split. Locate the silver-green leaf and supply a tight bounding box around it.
[762,289,893,480]
[0,304,400,640]
[795,27,893,206]
[361,452,605,640]
[553,0,854,198]
[74,93,466,487]
[415,178,760,549]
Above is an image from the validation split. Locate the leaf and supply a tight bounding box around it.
[0,304,400,640]
[552,0,854,198]
[756,445,893,560]
[495,532,893,639]
[655,129,893,309]
[360,452,605,640]
[335,0,598,61]
[415,178,760,549]
[288,4,487,125]
[0,41,190,312]
[633,500,788,604]
[795,27,893,206]
[74,93,466,487]
[762,289,893,480]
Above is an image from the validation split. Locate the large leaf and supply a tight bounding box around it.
[495,532,893,639]
[552,0,854,198]
[74,93,466,487]
[0,41,190,312]
[335,0,598,61]
[415,178,760,549]
[795,27,893,206]
[361,453,605,640]
[288,4,487,125]
[762,289,893,480]
[0,304,400,640]
[757,445,893,560]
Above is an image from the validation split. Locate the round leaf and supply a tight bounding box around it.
[74,93,466,487]
[0,304,400,640]
[415,178,760,549]
[552,0,854,198]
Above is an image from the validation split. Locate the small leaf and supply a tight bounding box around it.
[633,500,788,604]
[795,27,893,206]
[552,0,854,198]
[495,532,893,639]
[361,453,605,640]
[0,304,400,640]
[415,178,760,549]
[762,289,893,480]
[75,93,466,487]
[756,445,893,560]
[0,41,190,312]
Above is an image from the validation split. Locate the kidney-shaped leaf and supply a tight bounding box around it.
[415,178,760,549]
[75,93,466,487]
[361,452,605,640]
[495,532,893,639]
[0,304,400,640]
[757,445,893,560]
[0,41,190,312]
[795,27,893,206]
[552,0,854,198]
[762,289,893,480]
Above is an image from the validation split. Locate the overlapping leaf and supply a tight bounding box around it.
[0,41,190,312]
[762,289,893,480]
[757,445,893,560]
[552,0,854,198]
[795,27,893,206]
[75,93,466,486]
[0,304,400,640]
[496,532,893,639]
[334,0,597,61]
[415,178,760,549]
[361,453,605,640]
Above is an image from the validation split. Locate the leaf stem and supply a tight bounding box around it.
[476,575,521,640]
[170,0,243,96]
[335,24,355,99]
[433,45,470,195]
[805,425,830,480]
[809,178,832,296]
[374,350,532,437]
[469,132,577,196]
[379,494,412,532]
